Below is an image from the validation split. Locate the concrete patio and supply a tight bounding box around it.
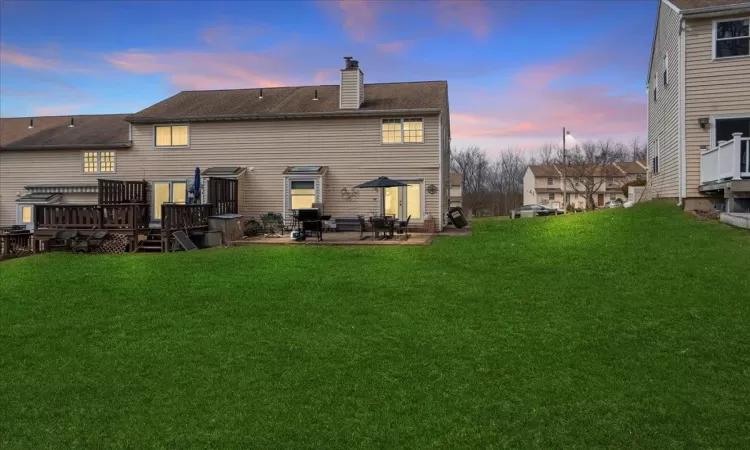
[233,231,434,246]
[720,212,750,230]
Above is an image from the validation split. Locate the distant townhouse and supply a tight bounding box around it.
[523,162,647,209]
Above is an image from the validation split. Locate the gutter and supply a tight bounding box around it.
[682,4,750,16]
[1,142,132,151]
[125,108,444,124]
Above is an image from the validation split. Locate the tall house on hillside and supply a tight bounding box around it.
[647,0,750,212]
[0,57,451,231]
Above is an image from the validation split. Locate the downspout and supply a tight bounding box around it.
[678,17,687,207]
[438,112,443,231]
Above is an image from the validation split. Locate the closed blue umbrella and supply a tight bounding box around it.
[193,167,201,204]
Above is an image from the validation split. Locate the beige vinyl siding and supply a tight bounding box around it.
[0,116,441,228]
[647,1,682,199]
[339,70,362,109]
[131,115,441,224]
[684,13,750,197]
[0,149,133,226]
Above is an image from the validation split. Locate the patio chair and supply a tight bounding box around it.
[370,216,392,240]
[396,215,411,236]
[47,230,78,252]
[260,212,284,237]
[356,215,367,240]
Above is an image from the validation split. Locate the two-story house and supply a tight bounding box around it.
[0,57,452,231]
[523,163,646,209]
[647,0,750,212]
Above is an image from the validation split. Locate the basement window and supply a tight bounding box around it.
[381,118,423,144]
[715,19,749,58]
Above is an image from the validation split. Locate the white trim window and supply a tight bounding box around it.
[290,180,316,210]
[548,192,555,201]
[18,205,33,229]
[152,181,187,220]
[155,125,189,147]
[381,118,424,144]
[714,18,749,58]
[546,177,553,186]
[82,151,116,174]
[663,53,669,85]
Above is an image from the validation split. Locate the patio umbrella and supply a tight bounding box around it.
[356,177,407,216]
[193,167,201,204]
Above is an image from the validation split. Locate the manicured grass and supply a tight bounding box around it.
[1,202,749,448]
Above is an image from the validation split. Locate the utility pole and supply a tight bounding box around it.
[562,127,567,211]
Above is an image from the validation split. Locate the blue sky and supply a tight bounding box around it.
[0,0,656,154]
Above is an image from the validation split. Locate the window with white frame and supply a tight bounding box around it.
[606,177,614,186]
[547,177,553,185]
[715,19,749,58]
[155,125,189,147]
[610,194,617,200]
[663,53,669,85]
[549,192,555,201]
[83,151,116,174]
[20,205,32,224]
[290,180,316,210]
[381,118,423,144]
[653,77,657,102]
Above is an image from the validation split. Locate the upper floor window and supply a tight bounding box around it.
[381,118,423,144]
[606,177,614,186]
[715,19,749,58]
[83,151,116,174]
[155,125,189,147]
[663,53,669,85]
[547,177,553,185]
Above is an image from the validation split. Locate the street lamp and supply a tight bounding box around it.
[562,128,572,210]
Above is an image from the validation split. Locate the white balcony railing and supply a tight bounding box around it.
[701,133,750,184]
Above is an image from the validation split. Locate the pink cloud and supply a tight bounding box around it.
[0,44,60,70]
[106,50,296,89]
[450,50,646,147]
[376,40,412,55]
[320,0,385,42]
[437,0,491,39]
[200,23,266,46]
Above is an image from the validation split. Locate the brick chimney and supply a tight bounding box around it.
[339,56,364,109]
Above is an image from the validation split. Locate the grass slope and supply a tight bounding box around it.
[1,202,749,448]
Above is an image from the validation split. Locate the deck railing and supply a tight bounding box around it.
[98,179,149,205]
[34,204,150,231]
[207,177,239,215]
[161,203,213,231]
[1,231,34,259]
[701,133,750,184]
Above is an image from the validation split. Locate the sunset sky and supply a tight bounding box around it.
[0,0,655,155]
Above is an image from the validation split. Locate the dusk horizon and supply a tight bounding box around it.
[0,0,655,155]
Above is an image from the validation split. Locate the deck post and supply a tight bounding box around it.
[1,234,10,258]
[732,133,743,180]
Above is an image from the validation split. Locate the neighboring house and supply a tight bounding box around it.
[0,57,451,230]
[647,0,750,212]
[450,172,462,208]
[523,163,647,209]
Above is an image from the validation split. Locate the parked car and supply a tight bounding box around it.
[510,205,560,218]
[605,199,624,208]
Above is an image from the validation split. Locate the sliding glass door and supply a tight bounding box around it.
[382,182,422,220]
[153,181,187,220]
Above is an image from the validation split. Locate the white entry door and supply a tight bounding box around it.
[152,181,187,220]
[383,181,422,220]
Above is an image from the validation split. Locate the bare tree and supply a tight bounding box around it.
[486,149,526,216]
[451,146,491,216]
[536,142,556,165]
[555,139,627,210]
[628,137,647,163]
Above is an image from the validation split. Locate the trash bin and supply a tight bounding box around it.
[447,207,468,229]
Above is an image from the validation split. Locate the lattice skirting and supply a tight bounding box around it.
[92,233,130,254]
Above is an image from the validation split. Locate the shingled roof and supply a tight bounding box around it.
[528,165,561,177]
[126,81,449,123]
[0,114,131,150]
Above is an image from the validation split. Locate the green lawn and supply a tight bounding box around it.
[1,202,749,448]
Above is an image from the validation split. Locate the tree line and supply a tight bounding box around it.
[451,138,647,217]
